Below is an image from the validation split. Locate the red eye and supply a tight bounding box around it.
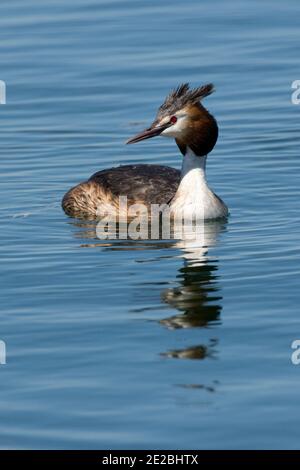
[170,116,177,124]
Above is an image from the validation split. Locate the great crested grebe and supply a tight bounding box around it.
[62,83,228,220]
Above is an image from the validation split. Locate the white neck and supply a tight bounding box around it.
[180,147,207,186]
[170,147,228,220]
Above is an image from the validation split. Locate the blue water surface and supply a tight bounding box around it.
[1,0,300,449]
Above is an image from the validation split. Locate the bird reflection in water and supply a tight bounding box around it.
[160,220,224,331]
[157,220,225,370]
[161,339,218,360]
[68,218,226,371]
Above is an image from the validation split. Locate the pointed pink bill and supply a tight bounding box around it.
[126,123,170,144]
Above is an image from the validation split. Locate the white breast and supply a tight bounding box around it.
[170,147,228,220]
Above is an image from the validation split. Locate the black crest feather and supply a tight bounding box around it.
[156,83,215,121]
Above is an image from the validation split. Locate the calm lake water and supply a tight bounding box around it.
[1,0,300,449]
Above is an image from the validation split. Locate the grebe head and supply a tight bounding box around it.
[126,83,218,157]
